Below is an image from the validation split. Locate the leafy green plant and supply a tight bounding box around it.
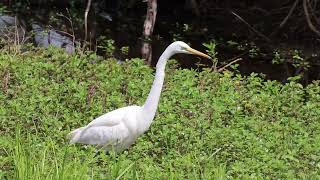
[292,50,310,70]
[226,40,239,47]
[248,42,260,58]
[203,40,218,71]
[120,46,129,56]
[0,5,8,14]
[97,38,116,56]
[0,46,320,179]
[272,51,284,64]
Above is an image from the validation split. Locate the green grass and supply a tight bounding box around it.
[1,47,320,179]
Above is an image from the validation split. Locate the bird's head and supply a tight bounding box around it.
[169,41,211,59]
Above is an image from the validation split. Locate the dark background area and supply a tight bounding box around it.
[1,0,320,84]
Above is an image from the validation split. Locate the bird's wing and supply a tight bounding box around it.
[86,107,129,128]
[68,106,140,148]
[68,109,123,143]
[75,124,130,147]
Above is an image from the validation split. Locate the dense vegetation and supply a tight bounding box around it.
[1,46,319,179]
[2,0,320,83]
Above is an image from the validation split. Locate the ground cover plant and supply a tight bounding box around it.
[1,47,320,179]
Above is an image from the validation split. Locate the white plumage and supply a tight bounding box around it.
[67,41,210,152]
[68,106,142,151]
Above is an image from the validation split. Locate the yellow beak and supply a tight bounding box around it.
[186,47,211,59]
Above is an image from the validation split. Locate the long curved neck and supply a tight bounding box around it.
[140,48,174,131]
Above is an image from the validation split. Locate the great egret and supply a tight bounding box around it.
[67,41,210,152]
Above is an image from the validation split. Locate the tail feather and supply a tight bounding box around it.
[67,127,85,144]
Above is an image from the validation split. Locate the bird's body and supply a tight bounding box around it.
[68,106,143,152]
[67,41,210,152]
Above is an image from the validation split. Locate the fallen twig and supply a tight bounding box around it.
[213,51,247,72]
[279,0,299,28]
[230,11,271,42]
[57,9,76,45]
[303,0,320,37]
[307,0,320,25]
[269,0,299,37]
[217,58,243,72]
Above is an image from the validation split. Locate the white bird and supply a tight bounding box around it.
[67,41,210,152]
